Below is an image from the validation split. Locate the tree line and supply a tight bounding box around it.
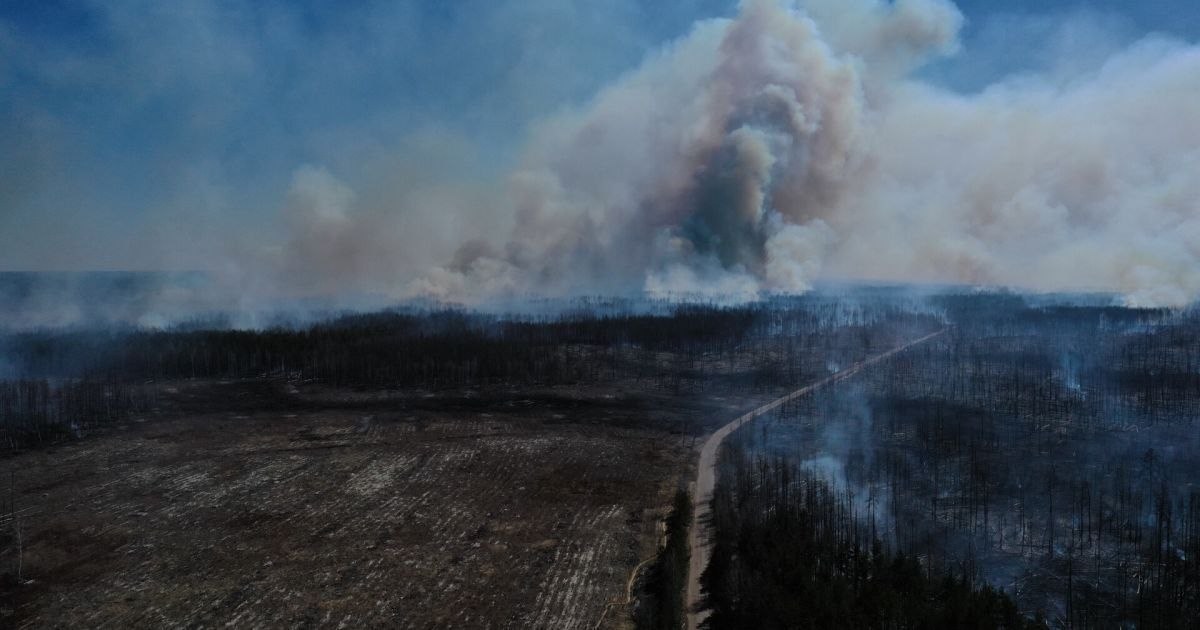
[0,300,940,451]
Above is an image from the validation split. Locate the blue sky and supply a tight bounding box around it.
[0,0,1197,272]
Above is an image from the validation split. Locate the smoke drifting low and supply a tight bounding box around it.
[373,0,1198,306]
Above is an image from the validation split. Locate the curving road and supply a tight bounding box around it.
[684,329,946,630]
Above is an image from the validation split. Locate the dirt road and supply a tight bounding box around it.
[684,329,945,630]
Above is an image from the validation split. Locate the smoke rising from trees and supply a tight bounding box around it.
[4,0,1199,324]
[399,0,1200,306]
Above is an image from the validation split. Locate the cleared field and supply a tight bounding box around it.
[0,303,939,627]
[1,381,714,628]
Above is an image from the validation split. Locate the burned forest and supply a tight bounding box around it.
[2,289,1196,628]
[0,292,942,627]
[706,295,1200,628]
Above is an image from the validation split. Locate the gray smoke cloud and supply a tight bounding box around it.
[10,0,1192,323]
[388,0,1200,306]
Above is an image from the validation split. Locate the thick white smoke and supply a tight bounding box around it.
[363,0,1199,306]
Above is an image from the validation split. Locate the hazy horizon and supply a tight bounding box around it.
[3,0,1199,311]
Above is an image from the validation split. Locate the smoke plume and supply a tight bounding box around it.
[5,0,1199,318]
[403,0,1200,306]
